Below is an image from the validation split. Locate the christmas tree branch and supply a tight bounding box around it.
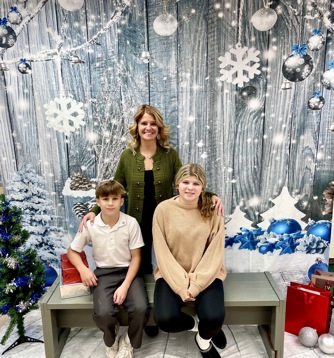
[0,318,16,345]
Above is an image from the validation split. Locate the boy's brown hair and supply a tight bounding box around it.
[95,180,126,199]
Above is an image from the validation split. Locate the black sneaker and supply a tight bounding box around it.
[212,329,227,349]
[144,326,159,337]
[194,336,221,358]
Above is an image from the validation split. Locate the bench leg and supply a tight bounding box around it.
[258,325,275,358]
[41,305,70,358]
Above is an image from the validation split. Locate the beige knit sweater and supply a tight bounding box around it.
[152,196,226,301]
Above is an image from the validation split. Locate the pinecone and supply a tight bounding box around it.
[70,173,93,191]
[323,181,334,215]
[72,202,90,219]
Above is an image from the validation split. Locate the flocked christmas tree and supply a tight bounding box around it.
[0,194,45,352]
[225,206,254,236]
[258,186,307,230]
[6,165,66,268]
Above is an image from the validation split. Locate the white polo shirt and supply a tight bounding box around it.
[71,212,144,268]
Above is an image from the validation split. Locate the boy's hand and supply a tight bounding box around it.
[79,267,98,287]
[78,212,96,232]
[113,284,129,305]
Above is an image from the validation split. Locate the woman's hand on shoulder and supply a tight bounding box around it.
[78,212,96,232]
[211,195,224,216]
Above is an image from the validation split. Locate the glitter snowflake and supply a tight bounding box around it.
[218,44,261,87]
[45,96,85,136]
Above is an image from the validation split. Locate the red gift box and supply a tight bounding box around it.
[61,252,89,285]
[285,282,331,336]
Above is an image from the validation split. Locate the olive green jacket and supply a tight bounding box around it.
[91,146,182,223]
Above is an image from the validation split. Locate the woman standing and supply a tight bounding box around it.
[80,104,223,274]
[153,164,226,358]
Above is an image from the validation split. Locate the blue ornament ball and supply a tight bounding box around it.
[258,243,275,254]
[307,259,329,280]
[44,264,58,287]
[267,218,302,235]
[307,220,332,242]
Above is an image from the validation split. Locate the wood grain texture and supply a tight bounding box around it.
[0,0,333,231]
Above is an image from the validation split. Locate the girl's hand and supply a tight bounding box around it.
[184,291,196,302]
[78,212,96,232]
[211,195,224,216]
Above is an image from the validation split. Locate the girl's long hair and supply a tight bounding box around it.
[175,163,214,218]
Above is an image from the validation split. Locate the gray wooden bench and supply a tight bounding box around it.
[40,272,285,358]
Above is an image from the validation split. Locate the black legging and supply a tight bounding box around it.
[154,278,225,340]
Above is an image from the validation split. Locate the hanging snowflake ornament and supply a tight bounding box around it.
[45,96,85,136]
[307,29,325,51]
[282,44,313,82]
[218,44,261,87]
[321,61,334,90]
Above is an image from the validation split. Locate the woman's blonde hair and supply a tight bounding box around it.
[128,104,170,153]
[175,163,214,218]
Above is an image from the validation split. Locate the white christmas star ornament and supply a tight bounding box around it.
[219,44,261,87]
[45,96,85,136]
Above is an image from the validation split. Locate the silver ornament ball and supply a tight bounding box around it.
[298,327,318,347]
[282,54,313,82]
[251,7,277,31]
[321,69,334,90]
[18,61,32,74]
[0,26,17,49]
[318,334,334,354]
[153,13,178,36]
[308,95,325,110]
[7,11,23,25]
[239,85,257,100]
[307,35,325,51]
[58,0,84,11]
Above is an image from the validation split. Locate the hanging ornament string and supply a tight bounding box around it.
[237,0,245,46]
[218,0,261,88]
[163,0,167,14]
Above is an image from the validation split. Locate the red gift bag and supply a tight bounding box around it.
[61,252,89,284]
[285,282,331,336]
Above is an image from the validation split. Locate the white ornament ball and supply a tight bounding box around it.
[7,11,23,25]
[298,327,318,347]
[321,69,334,90]
[318,334,334,354]
[58,0,84,11]
[153,13,178,36]
[251,7,277,31]
[307,35,325,51]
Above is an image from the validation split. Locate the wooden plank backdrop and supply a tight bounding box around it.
[0,0,333,234]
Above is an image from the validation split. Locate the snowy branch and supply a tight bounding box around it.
[0,0,50,57]
[1,0,130,64]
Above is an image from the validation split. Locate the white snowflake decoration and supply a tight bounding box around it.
[45,96,85,136]
[218,44,261,87]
